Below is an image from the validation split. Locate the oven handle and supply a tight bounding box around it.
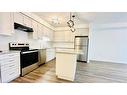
[21,50,38,54]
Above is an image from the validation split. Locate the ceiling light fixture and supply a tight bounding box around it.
[67,12,76,32]
[51,16,60,24]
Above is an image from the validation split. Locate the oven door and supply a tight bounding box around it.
[21,50,38,68]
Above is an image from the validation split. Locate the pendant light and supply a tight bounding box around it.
[67,12,76,32]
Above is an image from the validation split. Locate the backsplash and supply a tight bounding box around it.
[0,29,53,50]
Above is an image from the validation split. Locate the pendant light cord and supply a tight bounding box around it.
[70,12,72,20]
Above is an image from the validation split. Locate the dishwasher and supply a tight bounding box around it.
[38,49,46,66]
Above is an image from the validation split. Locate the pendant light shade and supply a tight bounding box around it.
[67,19,74,28]
[67,12,76,32]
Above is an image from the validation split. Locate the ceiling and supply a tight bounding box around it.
[33,12,127,27]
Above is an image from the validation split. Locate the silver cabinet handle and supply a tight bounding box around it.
[21,50,38,54]
[9,59,14,62]
[9,72,15,75]
[9,65,15,67]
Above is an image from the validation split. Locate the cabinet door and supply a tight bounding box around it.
[0,12,14,36]
[23,15,32,27]
[74,28,89,36]
[32,20,38,39]
[1,68,20,83]
[0,53,20,83]
[37,24,43,39]
[64,31,72,42]
[14,12,24,25]
[48,29,54,41]
[43,27,54,41]
[46,49,55,62]
[43,25,48,37]
[54,32,65,42]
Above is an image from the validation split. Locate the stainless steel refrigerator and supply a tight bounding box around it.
[74,36,89,63]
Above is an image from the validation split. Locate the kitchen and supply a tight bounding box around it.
[1,12,127,83]
[0,12,89,83]
[0,1,126,95]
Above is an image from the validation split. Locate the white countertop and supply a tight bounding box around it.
[0,50,20,55]
[30,47,55,50]
[56,48,83,54]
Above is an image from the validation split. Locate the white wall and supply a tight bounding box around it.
[0,30,29,50]
[0,29,52,51]
[88,23,127,64]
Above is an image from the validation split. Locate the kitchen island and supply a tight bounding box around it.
[56,49,83,81]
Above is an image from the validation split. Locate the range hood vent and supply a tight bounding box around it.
[14,23,33,32]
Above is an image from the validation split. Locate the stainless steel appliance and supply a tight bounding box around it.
[9,43,39,76]
[38,49,46,66]
[14,23,33,32]
[74,36,89,63]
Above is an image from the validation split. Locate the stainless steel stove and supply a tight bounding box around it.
[9,43,39,76]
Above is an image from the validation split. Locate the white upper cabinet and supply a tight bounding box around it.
[43,26,54,41]
[74,28,89,36]
[14,12,24,25]
[64,31,74,42]
[37,23,44,39]
[43,26,48,37]
[31,19,54,40]
[48,29,54,41]
[0,12,54,39]
[0,12,14,36]
[14,12,32,28]
[54,31,65,42]
[54,31,74,42]
[32,20,38,39]
[23,15,32,27]
[54,28,89,42]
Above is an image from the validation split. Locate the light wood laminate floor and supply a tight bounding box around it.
[11,60,127,83]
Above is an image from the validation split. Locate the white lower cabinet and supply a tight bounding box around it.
[0,52,20,83]
[46,48,56,62]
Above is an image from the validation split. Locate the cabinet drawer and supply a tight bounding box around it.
[1,64,20,72]
[0,53,19,60]
[1,68,20,83]
[0,58,20,66]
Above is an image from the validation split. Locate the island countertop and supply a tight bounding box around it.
[56,48,82,81]
[56,48,83,54]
